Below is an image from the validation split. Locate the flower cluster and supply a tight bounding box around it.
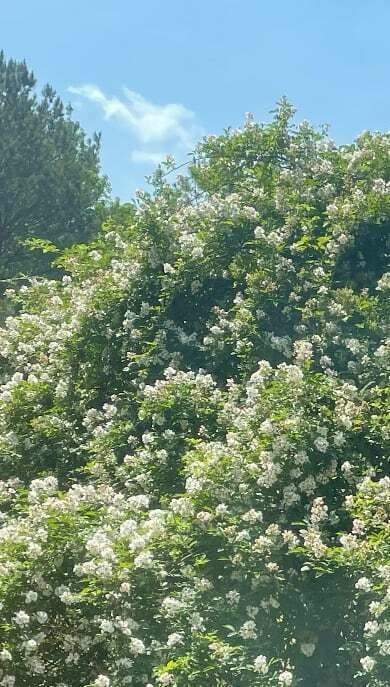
[0,101,389,686]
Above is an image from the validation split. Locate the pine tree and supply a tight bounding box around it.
[0,52,108,280]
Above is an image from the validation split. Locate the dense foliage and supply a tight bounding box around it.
[0,101,389,687]
[0,52,107,280]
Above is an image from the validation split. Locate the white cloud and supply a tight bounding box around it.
[68,84,203,164]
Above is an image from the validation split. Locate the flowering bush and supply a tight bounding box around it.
[0,100,389,686]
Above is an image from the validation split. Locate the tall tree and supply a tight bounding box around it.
[0,51,108,279]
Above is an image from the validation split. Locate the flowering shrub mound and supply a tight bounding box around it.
[0,101,389,687]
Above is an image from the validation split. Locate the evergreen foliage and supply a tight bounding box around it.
[0,52,107,280]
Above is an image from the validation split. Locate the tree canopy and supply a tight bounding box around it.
[0,101,389,687]
[0,52,107,280]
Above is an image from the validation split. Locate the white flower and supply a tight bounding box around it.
[185,476,203,493]
[360,656,375,673]
[260,419,274,434]
[170,497,194,517]
[376,272,390,290]
[163,366,177,379]
[134,551,154,568]
[278,670,293,685]
[1,677,16,687]
[14,610,30,626]
[242,508,263,523]
[166,632,184,648]
[93,676,110,687]
[253,655,268,674]
[293,339,313,362]
[161,596,183,616]
[0,650,12,662]
[226,590,240,605]
[192,246,204,258]
[313,437,329,453]
[157,674,174,685]
[163,263,175,274]
[119,519,137,537]
[128,494,150,510]
[190,612,205,631]
[364,620,379,636]
[142,431,154,445]
[28,475,58,501]
[36,611,48,624]
[254,225,265,239]
[352,519,365,535]
[196,510,212,524]
[100,619,115,634]
[215,503,229,516]
[285,365,303,383]
[310,497,328,524]
[25,590,38,603]
[239,620,257,639]
[355,577,371,592]
[129,637,146,655]
[102,403,117,419]
[24,639,38,653]
[379,640,390,655]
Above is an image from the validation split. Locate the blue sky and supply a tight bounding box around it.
[2,0,390,199]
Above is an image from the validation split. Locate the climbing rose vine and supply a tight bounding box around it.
[0,101,389,686]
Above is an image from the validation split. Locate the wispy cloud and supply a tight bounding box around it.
[68,84,203,164]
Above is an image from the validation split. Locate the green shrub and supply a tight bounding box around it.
[0,101,389,686]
